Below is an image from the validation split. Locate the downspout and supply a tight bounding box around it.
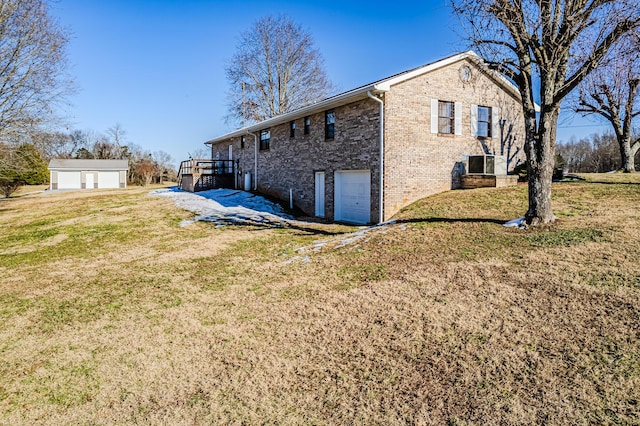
[246,131,258,190]
[367,91,384,223]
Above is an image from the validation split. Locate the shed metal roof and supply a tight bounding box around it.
[48,159,129,170]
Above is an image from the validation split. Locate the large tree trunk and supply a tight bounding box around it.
[525,110,558,225]
[619,136,637,172]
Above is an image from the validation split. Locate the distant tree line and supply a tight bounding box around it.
[0,1,178,198]
[1,124,177,197]
[33,124,177,185]
[556,131,640,173]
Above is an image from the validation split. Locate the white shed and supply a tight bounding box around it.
[48,159,129,190]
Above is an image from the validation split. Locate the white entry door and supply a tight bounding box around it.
[85,173,95,189]
[334,170,371,224]
[315,172,325,218]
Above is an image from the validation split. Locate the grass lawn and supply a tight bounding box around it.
[1,176,639,424]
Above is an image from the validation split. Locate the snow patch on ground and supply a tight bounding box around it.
[276,220,405,265]
[152,187,411,264]
[503,217,526,229]
[150,187,293,227]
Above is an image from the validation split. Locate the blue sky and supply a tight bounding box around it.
[51,0,608,166]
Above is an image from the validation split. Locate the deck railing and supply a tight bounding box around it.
[178,159,236,192]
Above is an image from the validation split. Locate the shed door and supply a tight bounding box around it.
[58,171,81,189]
[85,173,95,189]
[334,170,370,224]
[98,171,120,188]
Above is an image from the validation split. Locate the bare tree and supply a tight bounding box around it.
[132,157,157,186]
[225,15,335,125]
[153,150,175,183]
[452,0,640,225]
[30,129,90,160]
[0,0,72,138]
[557,137,593,172]
[118,143,139,182]
[590,131,622,171]
[189,147,210,160]
[92,136,120,159]
[574,34,640,172]
[106,123,127,147]
[89,125,131,159]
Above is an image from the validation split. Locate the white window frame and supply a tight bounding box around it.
[431,99,462,135]
[471,104,501,138]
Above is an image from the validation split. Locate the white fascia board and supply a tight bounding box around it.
[205,50,535,146]
[456,52,541,112]
[379,50,480,89]
[388,50,524,107]
[205,84,389,145]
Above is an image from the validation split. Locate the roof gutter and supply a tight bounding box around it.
[204,51,528,146]
[206,83,388,145]
[367,91,385,224]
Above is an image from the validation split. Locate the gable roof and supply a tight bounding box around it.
[205,50,523,146]
[48,159,129,171]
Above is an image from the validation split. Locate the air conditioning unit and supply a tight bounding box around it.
[466,155,506,175]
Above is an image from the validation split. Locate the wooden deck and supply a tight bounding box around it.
[177,159,236,192]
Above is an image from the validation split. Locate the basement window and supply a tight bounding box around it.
[304,116,310,135]
[260,129,270,151]
[325,110,335,140]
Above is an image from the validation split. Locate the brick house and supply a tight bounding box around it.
[205,51,525,224]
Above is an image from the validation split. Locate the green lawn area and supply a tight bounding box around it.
[1,175,639,424]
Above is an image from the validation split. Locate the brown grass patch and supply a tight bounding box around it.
[1,177,639,424]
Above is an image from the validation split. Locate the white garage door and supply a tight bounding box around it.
[57,171,81,189]
[335,170,371,224]
[98,171,120,188]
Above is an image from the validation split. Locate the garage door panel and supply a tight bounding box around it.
[57,172,81,189]
[98,171,120,188]
[335,170,370,224]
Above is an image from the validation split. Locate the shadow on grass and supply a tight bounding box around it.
[586,181,640,185]
[204,214,509,236]
[284,222,353,236]
[284,216,509,236]
[283,216,509,235]
[0,203,16,214]
[206,216,352,236]
[393,217,508,225]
